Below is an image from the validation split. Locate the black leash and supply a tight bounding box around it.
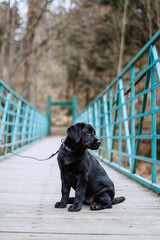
[0,139,59,161]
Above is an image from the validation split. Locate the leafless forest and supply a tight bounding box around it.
[0,0,160,181]
[0,0,159,113]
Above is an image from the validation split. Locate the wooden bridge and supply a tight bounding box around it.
[0,136,160,240]
[1,31,160,240]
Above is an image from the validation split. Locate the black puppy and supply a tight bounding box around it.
[55,122,125,212]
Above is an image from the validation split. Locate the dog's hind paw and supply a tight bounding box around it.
[90,203,109,210]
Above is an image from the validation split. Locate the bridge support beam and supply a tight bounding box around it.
[46,95,77,135]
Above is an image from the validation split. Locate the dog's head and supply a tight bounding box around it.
[67,122,100,151]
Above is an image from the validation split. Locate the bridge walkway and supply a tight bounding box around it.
[0,136,159,240]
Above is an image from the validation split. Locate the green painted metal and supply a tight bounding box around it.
[46,95,77,135]
[118,89,122,167]
[72,95,77,123]
[119,78,132,170]
[47,95,52,135]
[0,79,48,161]
[74,30,160,193]
[51,102,72,107]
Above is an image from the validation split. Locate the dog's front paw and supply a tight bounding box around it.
[55,201,67,208]
[68,205,81,212]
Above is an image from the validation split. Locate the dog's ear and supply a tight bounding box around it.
[67,123,85,143]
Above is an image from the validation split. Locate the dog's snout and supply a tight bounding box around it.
[94,139,101,145]
[92,139,101,150]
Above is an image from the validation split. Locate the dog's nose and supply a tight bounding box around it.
[97,140,101,145]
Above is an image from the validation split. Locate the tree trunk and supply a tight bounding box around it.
[117,0,128,75]
[147,0,152,39]
[8,2,16,82]
[0,1,10,82]
[22,0,52,104]
[22,0,36,101]
[155,0,160,28]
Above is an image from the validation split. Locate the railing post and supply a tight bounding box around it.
[102,95,111,161]
[21,105,29,147]
[46,95,51,135]
[28,109,34,144]
[135,48,152,157]
[118,89,122,166]
[150,44,160,82]
[131,65,135,173]
[118,78,132,170]
[150,52,157,184]
[12,99,22,150]
[72,95,77,123]
[88,105,94,126]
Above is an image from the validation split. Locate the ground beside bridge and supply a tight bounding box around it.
[0,136,160,240]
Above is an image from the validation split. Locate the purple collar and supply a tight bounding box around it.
[62,143,75,152]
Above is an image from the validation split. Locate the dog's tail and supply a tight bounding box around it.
[112,196,125,205]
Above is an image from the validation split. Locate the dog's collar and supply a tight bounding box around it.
[62,143,75,152]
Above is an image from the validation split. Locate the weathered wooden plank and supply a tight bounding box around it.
[0,136,160,240]
[0,214,160,235]
[0,233,160,240]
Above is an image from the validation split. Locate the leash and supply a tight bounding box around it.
[0,139,59,161]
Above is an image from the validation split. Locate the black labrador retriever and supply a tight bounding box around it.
[55,122,125,212]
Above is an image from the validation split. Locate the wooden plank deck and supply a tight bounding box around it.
[0,136,160,240]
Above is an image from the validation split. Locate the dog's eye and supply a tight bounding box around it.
[85,131,91,136]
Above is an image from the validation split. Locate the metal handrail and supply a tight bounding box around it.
[0,79,49,161]
[74,30,160,193]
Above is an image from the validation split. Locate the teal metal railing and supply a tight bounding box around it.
[0,79,49,161]
[74,30,160,193]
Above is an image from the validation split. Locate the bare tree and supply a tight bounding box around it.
[155,0,160,28]
[117,0,128,75]
[147,0,152,39]
[0,1,11,82]
[8,1,17,81]
[22,0,53,104]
